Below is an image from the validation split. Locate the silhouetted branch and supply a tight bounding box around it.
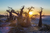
[12,11,19,15]
[6,10,10,13]
[19,6,25,16]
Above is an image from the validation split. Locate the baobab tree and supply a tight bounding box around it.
[26,6,34,27]
[12,6,25,26]
[38,7,43,27]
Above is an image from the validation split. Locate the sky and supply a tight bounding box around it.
[0,0,50,15]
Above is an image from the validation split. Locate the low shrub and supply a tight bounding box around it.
[8,26,26,33]
[39,24,50,31]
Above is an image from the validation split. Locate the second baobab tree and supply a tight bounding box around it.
[38,7,43,27]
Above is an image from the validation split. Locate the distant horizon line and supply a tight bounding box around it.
[0,14,50,16]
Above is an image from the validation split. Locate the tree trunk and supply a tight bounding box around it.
[38,13,42,27]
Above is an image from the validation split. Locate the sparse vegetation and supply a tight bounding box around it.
[6,18,10,22]
[39,24,50,31]
[0,20,3,22]
[8,26,26,33]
